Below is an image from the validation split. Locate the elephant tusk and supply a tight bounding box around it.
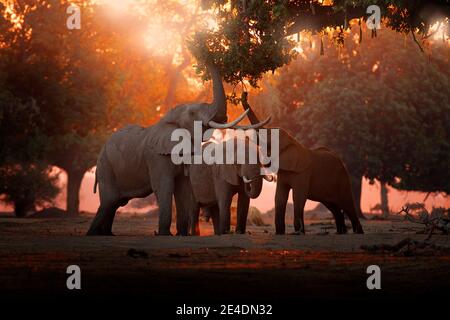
[263,175,274,182]
[243,176,253,184]
[233,116,271,130]
[208,109,249,129]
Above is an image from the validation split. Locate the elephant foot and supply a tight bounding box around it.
[86,226,114,236]
[154,231,173,236]
[353,226,364,234]
[336,225,348,234]
[86,231,114,236]
[353,224,364,234]
[235,230,246,235]
[290,230,305,235]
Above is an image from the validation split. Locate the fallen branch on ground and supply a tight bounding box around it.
[361,238,450,256]
[397,204,450,240]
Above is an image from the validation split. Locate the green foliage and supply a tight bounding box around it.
[190,0,297,87]
[254,27,449,193]
[1,1,118,169]
[0,1,129,212]
[193,0,449,87]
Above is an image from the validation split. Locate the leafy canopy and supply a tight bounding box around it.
[190,0,449,87]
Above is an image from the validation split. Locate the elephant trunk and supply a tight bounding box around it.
[244,177,263,199]
[207,62,227,123]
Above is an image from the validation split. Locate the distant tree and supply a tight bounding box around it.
[0,0,169,214]
[0,65,60,216]
[380,182,389,218]
[0,163,59,217]
[188,1,448,216]
[250,26,449,214]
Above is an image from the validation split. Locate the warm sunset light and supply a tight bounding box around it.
[0,0,449,309]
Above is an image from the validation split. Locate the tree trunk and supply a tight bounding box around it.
[349,172,366,219]
[380,182,389,218]
[66,167,85,215]
[162,52,191,110]
[14,198,35,217]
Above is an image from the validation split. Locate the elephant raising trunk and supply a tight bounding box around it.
[240,92,364,235]
[206,63,268,130]
[87,62,266,236]
[207,62,227,123]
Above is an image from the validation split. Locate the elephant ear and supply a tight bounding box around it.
[212,164,240,186]
[278,129,312,173]
[146,121,185,155]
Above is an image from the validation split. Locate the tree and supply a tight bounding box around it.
[0,1,114,214]
[380,182,389,218]
[192,0,449,85]
[187,1,449,215]
[249,26,449,213]
[0,68,59,216]
[0,163,59,217]
[141,0,215,111]
[0,0,221,214]
[0,1,162,214]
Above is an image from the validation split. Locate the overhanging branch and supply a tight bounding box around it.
[286,4,367,35]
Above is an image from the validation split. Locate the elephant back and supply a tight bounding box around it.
[145,121,183,155]
[277,128,313,173]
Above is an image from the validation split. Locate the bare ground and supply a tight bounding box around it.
[0,213,449,303]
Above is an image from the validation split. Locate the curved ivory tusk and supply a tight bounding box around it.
[263,175,274,182]
[233,116,271,130]
[243,176,253,184]
[208,109,249,129]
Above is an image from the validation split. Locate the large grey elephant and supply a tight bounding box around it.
[86,63,259,236]
[240,93,364,235]
[187,140,272,235]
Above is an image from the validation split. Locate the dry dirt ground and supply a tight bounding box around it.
[0,212,449,305]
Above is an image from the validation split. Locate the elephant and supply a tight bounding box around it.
[86,62,264,236]
[240,93,364,235]
[186,139,272,235]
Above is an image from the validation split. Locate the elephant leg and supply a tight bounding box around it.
[87,186,120,236]
[292,187,307,234]
[174,175,193,236]
[87,171,120,236]
[154,176,175,236]
[275,181,290,235]
[235,193,250,234]
[209,205,220,235]
[340,196,364,234]
[217,189,233,235]
[189,205,200,236]
[323,202,347,234]
[87,202,120,236]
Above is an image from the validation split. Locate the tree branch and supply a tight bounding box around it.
[411,31,425,53]
[286,5,366,35]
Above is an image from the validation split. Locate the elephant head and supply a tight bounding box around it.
[240,165,271,199]
[212,139,272,199]
[239,92,313,174]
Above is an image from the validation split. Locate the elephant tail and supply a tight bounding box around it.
[93,170,98,194]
